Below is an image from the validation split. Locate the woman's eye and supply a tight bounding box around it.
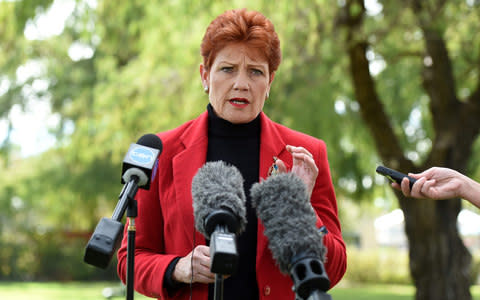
[221,67,234,72]
[251,69,264,75]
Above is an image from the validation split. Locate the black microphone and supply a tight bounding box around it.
[84,134,163,269]
[250,173,332,300]
[191,161,247,275]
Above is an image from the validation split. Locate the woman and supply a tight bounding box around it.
[117,8,346,300]
[394,167,480,208]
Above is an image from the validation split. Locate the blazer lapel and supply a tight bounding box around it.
[172,112,209,247]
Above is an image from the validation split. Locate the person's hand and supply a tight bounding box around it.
[276,145,318,198]
[172,245,215,284]
[392,167,464,200]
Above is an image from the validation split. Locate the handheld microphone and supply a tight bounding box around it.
[84,134,163,269]
[191,161,247,275]
[250,173,332,300]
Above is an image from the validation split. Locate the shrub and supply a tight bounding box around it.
[343,247,412,284]
[344,247,480,285]
[0,229,118,281]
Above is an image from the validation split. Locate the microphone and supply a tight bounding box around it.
[120,133,163,190]
[84,134,163,269]
[112,133,163,220]
[191,161,247,275]
[250,173,332,300]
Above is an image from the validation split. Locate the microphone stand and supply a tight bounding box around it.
[112,176,139,300]
[214,274,224,300]
[210,223,235,300]
[204,211,239,300]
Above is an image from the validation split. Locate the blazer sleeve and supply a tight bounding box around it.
[117,174,178,299]
[310,140,347,288]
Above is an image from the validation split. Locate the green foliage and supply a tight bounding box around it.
[344,247,412,284]
[472,251,480,285]
[0,149,118,280]
[330,284,415,300]
[345,247,480,286]
[0,210,117,281]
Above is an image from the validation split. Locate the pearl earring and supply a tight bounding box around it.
[204,86,209,93]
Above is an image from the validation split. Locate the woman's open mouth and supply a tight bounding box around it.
[229,98,249,107]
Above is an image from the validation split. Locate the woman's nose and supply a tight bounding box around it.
[233,70,249,91]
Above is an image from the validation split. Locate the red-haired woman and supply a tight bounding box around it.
[117,8,346,300]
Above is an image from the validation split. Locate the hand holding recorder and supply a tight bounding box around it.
[376,166,417,189]
[383,166,480,208]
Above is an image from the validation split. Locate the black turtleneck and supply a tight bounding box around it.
[206,104,260,300]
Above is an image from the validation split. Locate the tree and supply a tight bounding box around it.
[335,1,480,299]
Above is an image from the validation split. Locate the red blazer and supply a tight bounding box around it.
[117,111,346,300]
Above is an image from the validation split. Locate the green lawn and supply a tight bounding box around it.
[1,281,480,299]
[330,283,415,299]
[330,283,480,300]
[0,281,150,300]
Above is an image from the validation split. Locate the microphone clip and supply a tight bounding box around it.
[204,209,240,236]
[204,209,240,275]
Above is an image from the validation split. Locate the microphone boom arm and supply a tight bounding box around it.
[112,175,140,222]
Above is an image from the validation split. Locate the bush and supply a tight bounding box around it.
[344,247,480,285]
[471,251,480,284]
[33,231,119,281]
[0,229,118,281]
[343,247,412,284]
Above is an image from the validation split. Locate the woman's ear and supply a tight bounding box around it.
[266,72,275,99]
[199,64,209,92]
[269,71,276,86]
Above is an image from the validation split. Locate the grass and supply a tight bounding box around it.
[1,281,480,299]
[329,282,415,300]
[0,281,150,300]
[330,282,480,300]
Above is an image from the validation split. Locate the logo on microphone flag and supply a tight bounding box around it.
[129,146,155,165]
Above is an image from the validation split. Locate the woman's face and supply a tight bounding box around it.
[200,43,275,124]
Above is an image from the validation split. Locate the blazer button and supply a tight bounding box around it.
[263,285,271,296]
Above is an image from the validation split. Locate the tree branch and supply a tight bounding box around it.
[340,0,411,169]
[347,41,408,167]
[410,0,464,166]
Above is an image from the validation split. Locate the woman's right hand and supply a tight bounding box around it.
[172,245,216,284]
[275,145,318,199]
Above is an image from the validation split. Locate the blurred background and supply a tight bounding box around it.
[1,0,480,299]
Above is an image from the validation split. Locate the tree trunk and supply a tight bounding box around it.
[400,194,472,300]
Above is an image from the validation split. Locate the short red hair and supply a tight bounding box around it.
[200,9,281,75]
